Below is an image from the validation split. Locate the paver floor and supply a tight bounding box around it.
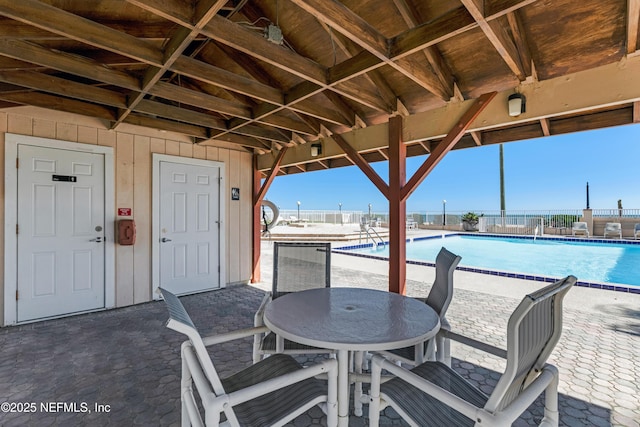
[0,240,638,426]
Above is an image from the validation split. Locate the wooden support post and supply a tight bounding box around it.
[252,155,262,283]
[252,147,288,283]
[388,116,407,294]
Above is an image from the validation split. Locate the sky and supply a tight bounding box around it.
[264,122,640,214]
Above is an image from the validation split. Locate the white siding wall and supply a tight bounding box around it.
[0,109,253,324]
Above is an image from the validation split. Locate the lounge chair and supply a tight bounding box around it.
[603,222,622,239]
[571,221,589,237]
[368,275,576,427]
[377,247,461,367]
[158,287,338,427]
[635,223,640,240]
[252,242,334,362]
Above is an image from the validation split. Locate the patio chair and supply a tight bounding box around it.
[571,221,589,237]
[158,288,338,427]
[635,223,640,240]
[368,275,576,427]
[377,247,462,367]
[603,222,622,239]
[252,242,334,363]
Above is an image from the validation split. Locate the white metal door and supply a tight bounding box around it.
[17,145,105,322]
[159,160,221,294]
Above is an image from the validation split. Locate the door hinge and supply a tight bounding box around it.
[16,224,19,235]
[16,158,19,169]
[16,290,19,301]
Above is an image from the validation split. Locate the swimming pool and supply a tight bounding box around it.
[335,234,640,292]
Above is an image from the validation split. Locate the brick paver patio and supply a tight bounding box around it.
[0,240,638,426]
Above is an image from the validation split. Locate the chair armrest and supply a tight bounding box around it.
[489,364,558,425]
[225,358,338,407]
[442,330,507,359]
[201,326,270,347]
[253,292,272,327]
[371,355,482,421]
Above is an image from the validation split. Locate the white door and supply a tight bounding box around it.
[17,145,105,322]
[159,160,221,295]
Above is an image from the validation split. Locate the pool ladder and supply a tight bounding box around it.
[360,223,386,248]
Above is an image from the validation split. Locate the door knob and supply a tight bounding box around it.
[161,237,172,243]
[90,236,103,243]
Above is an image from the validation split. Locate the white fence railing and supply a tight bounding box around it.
[277,209,364,224]
[270,208,640,235]
[591,209,640,217]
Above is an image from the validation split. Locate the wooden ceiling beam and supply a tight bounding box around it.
[290,0,451,100]
[470,131,483,146]
[540,118,551,136]
[202,15,327,85]
[0,90,117,121]
[238,3,380,121]
[506,11,534,78]
[0,0,162,66]
[0,19,181,41]
[172,55,283,105]
[148,82,252,119]
[628,0,640,54]
[291,0,388,58]
[125,0,192,25]
[390,7,477,59]
[0,70,127,108]
[393,0,456,99]
[114,0,227,128]
[318,22,396,112]
[460,0,526,80]
[258,57,640,170]
[0,39,140,90]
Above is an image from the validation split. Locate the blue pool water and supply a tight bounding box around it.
[341,235,640,289]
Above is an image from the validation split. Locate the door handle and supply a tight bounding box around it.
[161,237,172,243]
[90,237,104,243]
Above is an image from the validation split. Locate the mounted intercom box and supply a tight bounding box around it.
[117,219,136,245]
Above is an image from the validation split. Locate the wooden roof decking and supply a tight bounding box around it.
[0,0,638,176]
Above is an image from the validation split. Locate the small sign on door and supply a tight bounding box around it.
[231,187,240,200]
[118,208,132,216]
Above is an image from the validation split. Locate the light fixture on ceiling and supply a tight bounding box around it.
[508,93,526,117]
[310,143,322,157]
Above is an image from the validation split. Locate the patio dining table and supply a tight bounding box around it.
[263,287,440,427]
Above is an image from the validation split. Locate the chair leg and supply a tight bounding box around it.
[327,361,339,427]
[354,351,364,416]
[368,356,383,427]
[540,371,559,427]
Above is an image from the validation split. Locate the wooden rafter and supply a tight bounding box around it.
[628,0,640,54]
[392,0,456,99]
[460,0,526,80]
[540,118,551,136]
[291,0,453,100]
[506,11,534,78]
[114,0,228,127]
